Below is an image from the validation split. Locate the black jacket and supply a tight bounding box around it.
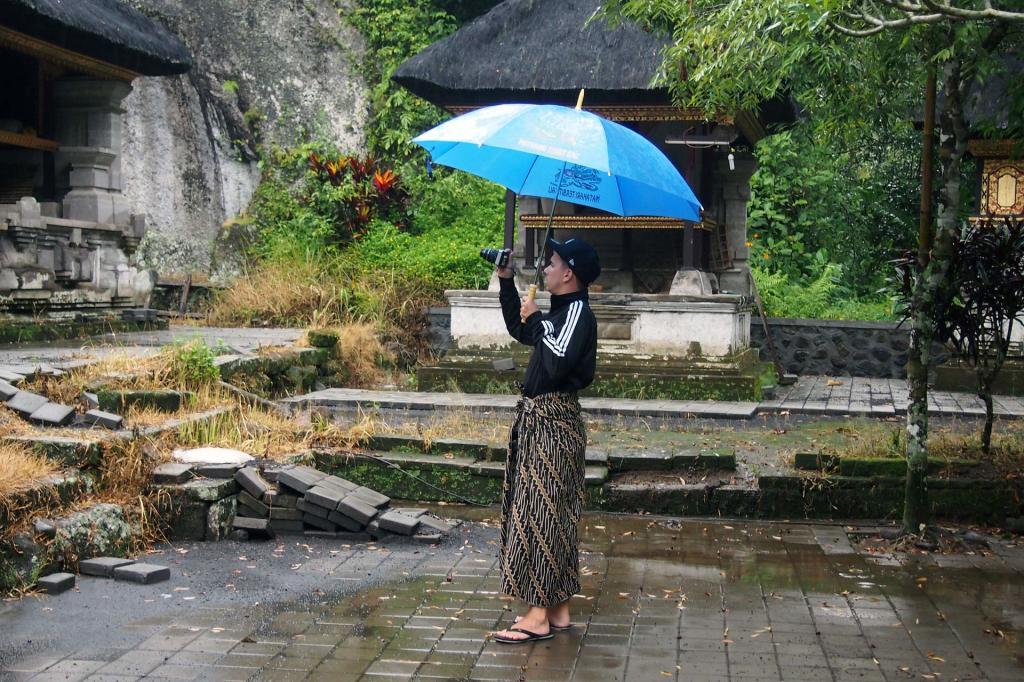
[499,277,597,398]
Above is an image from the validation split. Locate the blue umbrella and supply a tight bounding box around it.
[413,102,702,222]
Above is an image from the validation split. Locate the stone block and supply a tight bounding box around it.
[269,507,302,521]
[268,519,305,533]
[79,557,134,578]
[348,487,390,509]
[235,504,263,519]
[206,496,237,541]
[235,468,270,499]
[295,498,329,519]
[113,563,170,584]
[302,513,338,532]
[306,329,339,348]
[305,485,346,511]
[277,466,325,495]
[34,518,57,537]
[6,391,49,418]
[377,511,420,536]
[0,380,18,401]
[38,572,76,594]
[81,391,100,409]
[392,508,428,518]
[365,519,384,539]
[232,516,268,531]
[327,510,364,532]
[269,493,298,509]
[238,491,269,517]
[195,463,241,479]
[82,409,124,429]
[337,495,378,526]
[177,478,238,502]
[320,475,358,492]
[152,463,194,484]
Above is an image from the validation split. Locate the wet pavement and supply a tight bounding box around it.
[2,510,1023,682]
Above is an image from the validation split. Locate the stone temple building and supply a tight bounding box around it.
[394,0,794,399]
[0,0,190,338]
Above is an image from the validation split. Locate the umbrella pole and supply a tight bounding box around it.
[530,161,567,289]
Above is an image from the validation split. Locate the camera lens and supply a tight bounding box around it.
[480,248,509,267]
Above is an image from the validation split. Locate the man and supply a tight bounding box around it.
[492,237,600,644]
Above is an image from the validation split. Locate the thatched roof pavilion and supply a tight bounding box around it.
[394,0,668,107]
[2,0,191,77]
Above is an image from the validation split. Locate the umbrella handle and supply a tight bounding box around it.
[521,284,538,323]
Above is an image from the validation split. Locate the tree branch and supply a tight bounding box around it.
[920,0,1024,22]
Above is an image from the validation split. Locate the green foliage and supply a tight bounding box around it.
[752,264,893,320]
[748,127,920,294]
[221,79,239,95]
[165,340,220,388]
[347,170,505,290]
[348,0,459,160]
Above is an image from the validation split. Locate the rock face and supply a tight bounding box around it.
[121,0,368,276]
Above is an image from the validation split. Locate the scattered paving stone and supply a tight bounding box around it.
[378,511,420,536]
[418,515,456,534]
[338,495,379,526]
[277,466,325,494]
[232,516,268,531]
[81,409,124,429]
[235,468,270,499]
[238,491,269,517]
[0,380,18,401]
[0,369,25,384]
[348,487,390,509]
[195,463,241,479]
[37,572,76,594]
[295,499,329,519]
[152,463,194,484]
[172,447,254,466]
[33,518,56,538]
[79,557,135,578]
[112,563,170,584]
[81,391,100,409]
[319,475,357,492]
[6,391,49,418]
[228,529,249,541]
[260,464,287,483]
[327,510,365,532]
[305,485,346,512]
[302,514,338,532]
[414,532,443,543]
[28,402,76,426]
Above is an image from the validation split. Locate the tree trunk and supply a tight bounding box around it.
[903,54,969,534]
[981,382,994,454]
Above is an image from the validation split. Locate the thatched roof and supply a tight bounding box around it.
[393,0,670,106]
[3,0,191,76]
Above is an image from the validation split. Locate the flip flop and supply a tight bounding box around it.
[514,615,573,631]
[493,627,554,644]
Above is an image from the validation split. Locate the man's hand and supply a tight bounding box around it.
[496,264,515,279]
[520,294,539,320]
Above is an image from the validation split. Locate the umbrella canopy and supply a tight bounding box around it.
[413,103,702,221]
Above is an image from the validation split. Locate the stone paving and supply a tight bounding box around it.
[284,377,1024,421]
[3,511,1023,682]
[3,327,1021,420]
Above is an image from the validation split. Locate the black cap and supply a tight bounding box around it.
[547,237,601,286]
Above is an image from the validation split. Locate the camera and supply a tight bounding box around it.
[480,247,512,268]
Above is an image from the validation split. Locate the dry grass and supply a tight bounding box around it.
[330,408,509,448]
[0,443,57,501]
[202,255,436,364]
[172,404,308,459]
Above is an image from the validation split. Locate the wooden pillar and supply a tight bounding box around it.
[503,189,516,249]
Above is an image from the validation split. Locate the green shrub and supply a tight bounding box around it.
[165,340,220,388]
